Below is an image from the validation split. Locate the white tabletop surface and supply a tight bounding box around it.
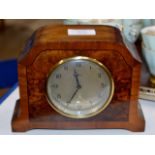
[0,87,155,135]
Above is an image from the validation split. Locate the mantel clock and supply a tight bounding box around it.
[12,25,145,132]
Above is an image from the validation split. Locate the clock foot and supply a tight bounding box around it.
[11,100,31,132]
[127,102,145,132]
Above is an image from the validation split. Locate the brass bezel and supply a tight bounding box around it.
[45,56,115,119]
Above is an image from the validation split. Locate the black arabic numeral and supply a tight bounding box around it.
[51,84,58,89]
[98,73,101,78]
[64,65,68,71]
[56,73,61,79]
[101,82,105,88]
[76,62,82,67]
[57,94,61,99]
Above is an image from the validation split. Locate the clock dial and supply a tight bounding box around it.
[46,56,114,118]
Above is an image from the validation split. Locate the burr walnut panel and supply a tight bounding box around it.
[27,49,131,121]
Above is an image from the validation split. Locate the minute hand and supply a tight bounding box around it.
[67,87,79,104]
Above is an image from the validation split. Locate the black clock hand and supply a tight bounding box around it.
[74,69,81,88]
[67,87,80,104]
[67,69,82,104]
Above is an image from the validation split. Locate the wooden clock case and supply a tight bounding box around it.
[12,25,145,132]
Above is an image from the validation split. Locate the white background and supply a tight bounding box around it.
[0,0,155,154]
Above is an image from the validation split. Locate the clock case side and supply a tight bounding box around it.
[11,32,37,132]
[11,64,30,131]
[12,25,145,132]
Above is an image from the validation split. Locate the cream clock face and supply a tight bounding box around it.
[46,56,114,118]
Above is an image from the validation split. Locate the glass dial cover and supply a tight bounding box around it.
[46,56,114,118]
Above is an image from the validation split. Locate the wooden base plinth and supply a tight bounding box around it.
[12,100,145,132]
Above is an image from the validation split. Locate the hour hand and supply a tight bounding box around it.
[67,69,82,104]
[74,69,81,88]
